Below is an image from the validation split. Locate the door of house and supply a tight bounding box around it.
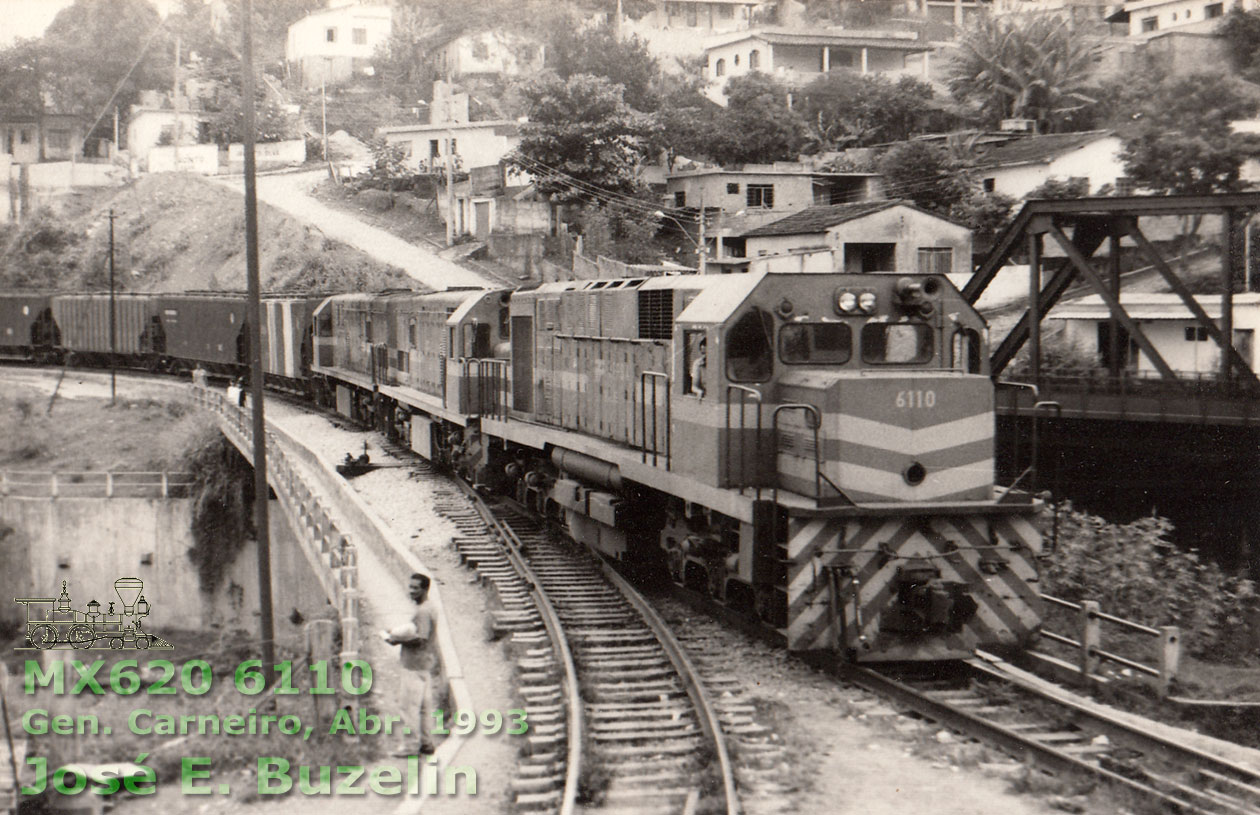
[474,201,491,240]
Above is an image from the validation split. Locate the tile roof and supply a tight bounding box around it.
[740,200,903,237]
[971,131,1114,168]
[705,26,932,52]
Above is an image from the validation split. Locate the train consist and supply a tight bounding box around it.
[1,273,1043,662]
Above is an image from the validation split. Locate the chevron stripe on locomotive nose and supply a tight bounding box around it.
[786,514,1043,655]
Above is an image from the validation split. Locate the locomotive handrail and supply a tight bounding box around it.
[770,403,849,507]
[638,371,671,469]
[724,384,762,498]
[475,358,510,421]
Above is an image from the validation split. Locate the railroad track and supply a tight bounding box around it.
[848,655,1260,814]
[376,441,739,815]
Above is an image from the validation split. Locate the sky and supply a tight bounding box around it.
[0,0,183,46]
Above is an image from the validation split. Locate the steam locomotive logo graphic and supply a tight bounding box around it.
[14,578,173,650]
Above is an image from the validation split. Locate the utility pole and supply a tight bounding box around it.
[615,0,623,39]
[240,0,276,681]
[443,78,456,246]
[321,80,329,166]
[173,34,181,166]
[112,108,119,159]
[108,209,116,405]
[697,200,706,275]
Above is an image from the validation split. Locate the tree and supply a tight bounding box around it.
[38,0,171,142]
[1025,177,1091,200]
[0,39,46,115]
[1118,73,1260,195]
[1219,7,1260,82]
[509,72,655,202]
[948,14,1103,133]
[206,88,299,145]
[876,141,970,215]
[797,72,942,150]
[950,190,1017,256]
[547,24,660,112]
[707,73,807,166]
[647,70,723,169]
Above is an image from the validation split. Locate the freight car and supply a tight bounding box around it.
[0,293,59,361]
[316,272,1043,662]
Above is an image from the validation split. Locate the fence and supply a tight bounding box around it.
[189,385,361,661]
[1038,594,1181,697]
[0,471,193,499]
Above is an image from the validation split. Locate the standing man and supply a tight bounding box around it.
[386,572,439,755]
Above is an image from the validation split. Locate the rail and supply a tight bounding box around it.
[637,370,671,469]
[189,384,362,661]
[1037,594,1181,696]
[725,384,762,496]
[0,471,194,499]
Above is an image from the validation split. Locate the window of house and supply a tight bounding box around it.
[674,191,686,207]
[1206,2,1224,16]
[47,130,70,151]
[353,27,367,45]
[982,178,995,193]
[19,129,31,144]
[449,138,458,154]
[746,184,774,208]
[408,319,417,348]
[726,183,740,194]
[1115,176,1136,195]
[430,139,440,158]
[734,54,740,66]
[472,40,490,60]
[1141,16,1158,30]
[917,247,953,275]
[715,58,726,76]
[326,27,337,42]
[687,2,698,25]
[1185,326,1209,342]
[749,49,760,69]
[719,4,734,17]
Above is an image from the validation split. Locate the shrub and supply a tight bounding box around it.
[1041,502,1258,661]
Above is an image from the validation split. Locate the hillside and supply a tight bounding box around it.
[0,173,417,293]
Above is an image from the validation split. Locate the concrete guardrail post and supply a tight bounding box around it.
[1080,600,1101,684]
[1158,626,1181,697]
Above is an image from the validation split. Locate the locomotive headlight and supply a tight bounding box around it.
[858,292,877,313]
[837,291,858,313]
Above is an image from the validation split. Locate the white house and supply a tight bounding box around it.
[429,30,545,80]
[125,107,209,164]
[1048,293,1260,376]
[643,0,764,32]
[702,27,935,104]
[285,2,392,89]
[711,199,973,275]
[666,165,884,214]
[377,120,522,175]
[1112,0,1253,37]
[971,131,1126,199]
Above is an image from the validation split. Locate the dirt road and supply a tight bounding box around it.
[216,170,493,290]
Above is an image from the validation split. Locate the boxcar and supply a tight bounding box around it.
[0,293,59,359]
[52,294,160,361]
[156,292,249,371]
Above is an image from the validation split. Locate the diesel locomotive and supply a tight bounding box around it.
[2,271,1043,662]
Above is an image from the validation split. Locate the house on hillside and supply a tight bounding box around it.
[642,0,765,32]
[970,131,1125,198]
[1107,0,1251,37]
[666,165,884,215]
[126,106,211,166]
[1,113,87,163]
[702,28,935,103]
[285,3,392,89]
[377,120,522,174]
[429,30,545,80]
[708,199,972,274]
[1049,293,1260,376]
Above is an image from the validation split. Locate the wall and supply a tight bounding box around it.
[668,172,815,213]
[287,5,392,88]
[745,205,973,274]
[227,139,307,172]
[0,496,328,645]
[126,110,205,163]
[1,123,39,164]
[145,143,220,174]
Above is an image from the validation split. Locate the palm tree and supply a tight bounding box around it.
[947,14,1103,133]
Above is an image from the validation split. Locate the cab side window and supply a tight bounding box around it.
[726,308,773,383]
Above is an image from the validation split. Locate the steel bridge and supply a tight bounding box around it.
[965,193,1260,427]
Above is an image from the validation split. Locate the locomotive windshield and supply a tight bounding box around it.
[779,323,852,364]
[861,322,933,364]
[726,308,773,382]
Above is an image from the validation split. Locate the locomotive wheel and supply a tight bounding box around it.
[110,638,124,650]
[136,635,150,649]
[69,624,95,647]
[30,624,58,649]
